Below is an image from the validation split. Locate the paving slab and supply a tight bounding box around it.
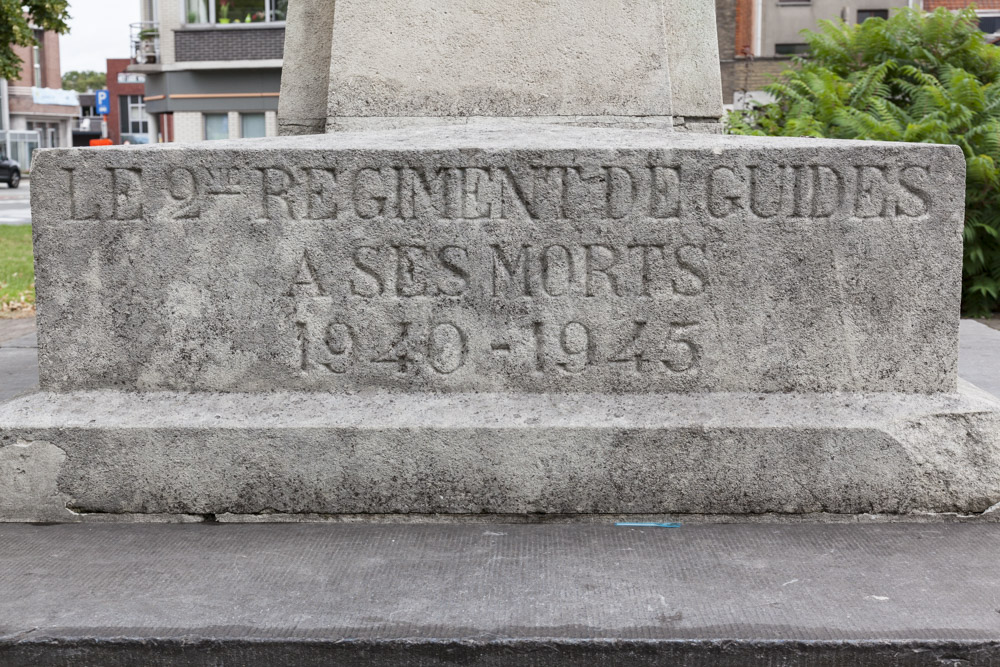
[0,316,35,345]
[1,523,999,665]
[961,320,1000,398]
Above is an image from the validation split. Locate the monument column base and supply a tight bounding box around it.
[2,384,999,522]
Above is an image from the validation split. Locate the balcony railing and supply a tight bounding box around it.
[131,21,160,64]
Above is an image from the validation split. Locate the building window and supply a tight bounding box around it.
[204,113,229,140]
[32,46,41,87]
[775,43,809,56]
[119,95,150,136]
[858,9,889,23]
[186,0,286,24]
[979,14,1000,35]
[240,113,266,138]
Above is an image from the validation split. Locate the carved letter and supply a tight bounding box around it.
[897,166,932,217]
[307,168,338,219]
[673,245,708,296]
[709,167,743,218]
[354,168,387,219]
[650,167,681,218]
[395,245,429,297]
[585,244,624,297]
[541,245,573,296]
[854,166,891,218]
[261,167,296,220]
[351,246,384,297]
[605,166,638,219]
[437,246,470,296]
[492,244,532,296]
[112,168,143,220]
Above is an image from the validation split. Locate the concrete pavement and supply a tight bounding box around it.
[2,522,1000,665]
[0,179,29,225]
[0,319,36,403]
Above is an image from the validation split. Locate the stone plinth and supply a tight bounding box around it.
[2,122,996,521]
[30,126,963,394]
[278,0,723,134]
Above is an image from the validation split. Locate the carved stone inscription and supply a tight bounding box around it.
[43,149,947,393]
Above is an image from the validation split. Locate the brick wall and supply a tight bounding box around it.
[9,44,32,86]
[174,26,284,62]
[106,58,146,145]
[731,58,792,94]
[716,0,736,61]
[9,30,61,88]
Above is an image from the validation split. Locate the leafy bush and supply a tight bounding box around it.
[728,7,1000,316]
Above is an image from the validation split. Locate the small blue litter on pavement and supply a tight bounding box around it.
[614,522,682,528]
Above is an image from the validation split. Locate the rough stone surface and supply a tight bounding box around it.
[30,124,964,394]
[278,0,722,133]
[276,0,335,136]
[3,523,1000,665]
[326,0,675,119]
[1,383,998,518]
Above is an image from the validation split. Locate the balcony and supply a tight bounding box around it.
[131,21,160,64]
[174,23,284,62]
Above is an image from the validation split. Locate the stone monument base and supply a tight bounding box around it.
[2,383,999,522]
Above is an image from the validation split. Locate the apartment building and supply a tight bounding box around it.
[0,28,78,169]
[128,0,284,142]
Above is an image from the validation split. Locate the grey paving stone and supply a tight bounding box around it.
[1,523,999,665]
[0,348,38,403]
[960,320,1000,399]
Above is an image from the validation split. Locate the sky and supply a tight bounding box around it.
[60,0,140,74]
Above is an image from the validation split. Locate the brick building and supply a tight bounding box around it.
[1,28,78,169]
[106,58,149,144]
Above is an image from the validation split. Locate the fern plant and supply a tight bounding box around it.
[728,7,1000,316]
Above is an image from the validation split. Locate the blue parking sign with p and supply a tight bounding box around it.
[96,90,110,115]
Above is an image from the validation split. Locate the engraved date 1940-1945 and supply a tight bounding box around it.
[296,317,700,377]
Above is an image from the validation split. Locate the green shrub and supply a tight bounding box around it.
[728,7,1000,316]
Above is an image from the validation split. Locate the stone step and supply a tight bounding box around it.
[2,522,999,665]
[4,385,1000,519]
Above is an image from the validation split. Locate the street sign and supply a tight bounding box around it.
[95,89,110,115]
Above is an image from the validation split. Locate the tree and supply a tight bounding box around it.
[62,70,105,92]
[0,1,71,81]
[728,8,1000,316]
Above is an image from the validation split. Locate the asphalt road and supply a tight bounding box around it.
[0,179,30,225]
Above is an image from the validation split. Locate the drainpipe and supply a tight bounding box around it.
[0,79,10,159]
[755,0,764,56]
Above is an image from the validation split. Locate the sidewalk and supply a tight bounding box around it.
[0,318,37,402]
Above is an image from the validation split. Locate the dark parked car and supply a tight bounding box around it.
[0,154,20,188]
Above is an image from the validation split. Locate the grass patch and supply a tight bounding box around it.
[0,225,34,316]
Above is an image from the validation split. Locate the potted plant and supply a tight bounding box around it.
[218,0,230,23]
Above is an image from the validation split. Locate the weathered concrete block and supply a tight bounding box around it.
[1,384,999,518]
[31,124,963,394]
[278,0,723,134]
